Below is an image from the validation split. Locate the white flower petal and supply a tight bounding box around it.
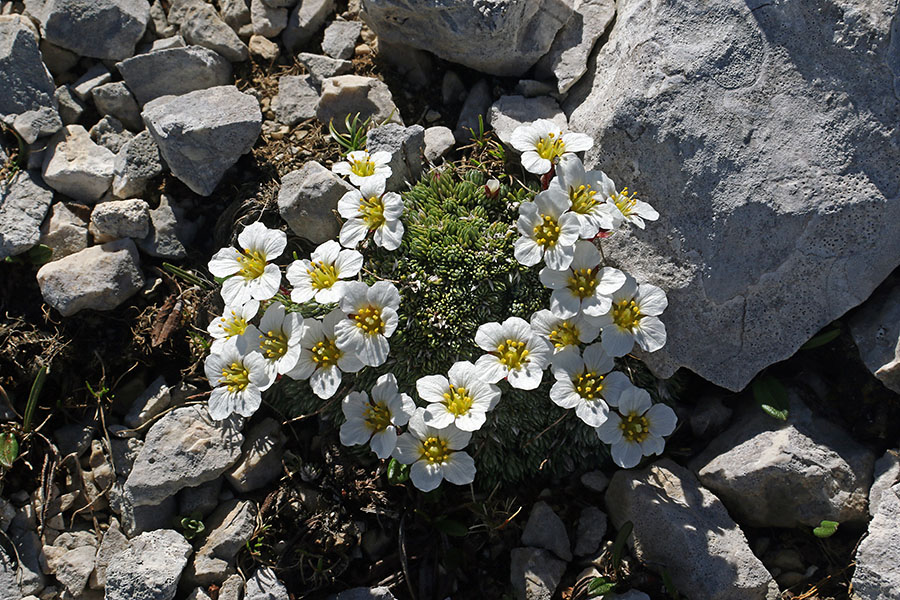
[441,452,476,485]
[392,432,421,464]
[611,439,644,469]
[507,363,543,390]
[339,218,368,248]
[417,374,450,403]
[410,461,443,492]
[370,428,397,459]
[311,365,342,399]
[633,316,667,353]
[646,403,678,437]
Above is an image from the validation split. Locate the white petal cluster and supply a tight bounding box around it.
[417,361,500,431]
[514,190,581,270]
[334,281,401,367]
[530,309,600,356]
[208,222,286,307]
[540,241,626,318]
[595,274,668,357]
[208,300,260,354]
[337,175,405,250]
[287,308,364,399]
[548,155,621,237]
[392,408,476,492]
[474,317,550,390]
[549,344,631,427]
[340,373,415,459]
[332,149,392,187]
[204,336,272,420]
[595,387,677,468]
[510,119,593,175]
[286,240,363,304]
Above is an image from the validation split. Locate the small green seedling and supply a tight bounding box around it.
[611,520,633,571]
[0,433,18,469]
[386,457,410,485]
[813,520,839,538]
[800,324,841,350]
[179,514,205,540]
[753,375,789,421]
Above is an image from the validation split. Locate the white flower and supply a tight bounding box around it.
[595,386,677,469]
[334,281,401,367]
[417,361,501,432]
[337,177,405,250]
[331,149,392,187]
[595,274,667,357]
[606,187,659,230]
[286,241,363,305]
[530,309,601,356]
[393,408,475,492]
[473,317,550,390]
[550,343,633,427]
[208,300,260,354]
[286,309,364,399]
[208,222,286,307]
[510,119,593,175]
[340,373,416,459]
[204,336,272,420]
[539,241,627,319]
[513,189,581,270]
[255,302,306,378]
[547,154,622,238]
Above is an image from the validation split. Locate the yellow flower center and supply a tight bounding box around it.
[260,329,288,360]
[237,249,267,280]
[360,195,386,229]
[619,412,650,443]
[612,299,642,330]
[221,312,249,338]
[311,337,342,367]
[532,214,561,248]
[574,370,604,401]
[535,132,566,161]
[442,384,473,417]
[353,305,384,336]
[570,184,599,214]
[549,321,580,350]
[567,268,598,300]
[611,187,639,216]
[496,339,529,370]
[307,260,339,290]
[364,401,392,432]
[420,436,451,464]
[350,157,376,177]
[221,361,250,393]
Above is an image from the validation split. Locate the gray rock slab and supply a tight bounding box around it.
[580,470,609,494]
[151,35,187,51]
[42,124,116,203]
[45,544,96,596]
[90,518,127,589]
[55,85,85,125]
[138,195,188,259]
[105,529,192,600]
[124,376,170,429]
[869,449,900,518]
[40,38,80,76]
[36,238,145,316]
[225,418,286,492]
[72,63,112,101]
[283,0,334,51]
[251,0,287,37]
[0,170,54,260]
[296,52,353,87]
[423,126,454,164]
[13,106,62,145]
[852,482,900,600]
[317,75,402,128]
[30,0,150,60]
[534,0,616,94]
[125,405,244,507]
[606,459,779,600]
[509,547,566,600]
[565,0,900,391]
[850,275,900,394]
[91,82,142,131]
[174,0,249,62]
[277,161,354,244]
[0,17,57,124]
[142,85,262,196]
[489,95,566,146]
[693,393,874,528]
[117,46,233,106]
[249,34,280,60]
[112,131,165,199]
[219,574,244,600]
[322,20,362,60]
[245,566,289,600]
[453,79,491,143]
[272,75,319,126]
[184,499,258,586]
[90,115,134,154]
[89,199,151,242]
[574,506,607,557]
[363,0,572,76]
[111,483,177,537]
[366,123,425,191]
[520,501,571,561]
[148,0,177,37]
[178,478,223,519]
[222,0,251,30]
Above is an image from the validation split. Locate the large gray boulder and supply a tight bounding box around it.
[117,46,233,106]
[184,499,258,586]
[852,482,900,599]
[0,16,58,132]
[277,161,354,244]
[27,0,150,60]
[692,393,874,528]
[565,0,900,391]
[142,85,262,196]
[0,171,54,260]
[850,276,900,394]
[605,459,779,600]
[105,529,192,600]
[360,0,573,76]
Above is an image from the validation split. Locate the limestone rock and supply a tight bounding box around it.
[29,0,150,60]
[565,0,900,391]
[283,0,334,51]
[251,0,287,37]
[606,459,778,600]
[249,34,280,60]
[117,46,233,106]
[90,116,134,154]
[142,85,262,196]
[0,171,54,260]
[124,405,244,507]
[423,126,454,164]
[317,75,402,128]
[36,238,144,316]
[152,35,187,51]
[44,542,96,597]
[171,0,250,62]
[90,519,127,589]
[55,85,85,125]
[225,418,286,492]
[184,500,258,586]
[693,393,874,528]
[124,376,171,429]
[850,275,900,394]
[573,506,607,557]
[13,106,62,145]
[365,123,424,191]
[39,38,79,76]
[222,0,252,30]
[42,125,116,203]
[219,574,245,600]
[869,449,900,518]
[520,501,571,561]
[489,95,566,147]
[852,482,900,600]
[534,0,616,93]
[72,64,112,101]
[277,161,354,244]
[296,52,353,86]
[453,79,491,143]
[509,547,566,600]
[272,75,319,126]
[89,199,151,242]
[138,195,188,259]
[105,529,192,600]
[91,82,142,131]
[177,478,222,519]
[112,131,165,199]
[322,20,362,60]
[245,566,289,600]
[0,18,57,131]
[361,0,572,76]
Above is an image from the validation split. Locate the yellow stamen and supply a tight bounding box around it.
[221,361,250,393]
[310,337,342,367]
[420,436,451,464]
[619,412,650,443]
[353,305,384,336]
[532,214,561,248]
[570,184,599,214]
[222,311,249,337]
[611,187,639,216]
[535,131,566,161]
[260,329,288,360]
[350,156,376,177]
[237,249,267,280]
[496,339,529,370]
[442,384,473,417]
[549,321,580,350]
[307,260,339,290]
[360,195,386,229]
[364,401,392,432]
[574,370,604,401]
[567,268,598,300]
[612,299,642,330]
